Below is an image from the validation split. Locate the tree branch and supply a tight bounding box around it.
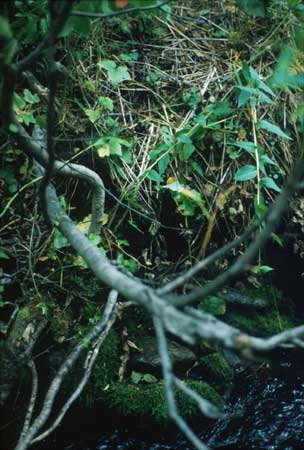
[169,160,304,307]
[14,290,118,450]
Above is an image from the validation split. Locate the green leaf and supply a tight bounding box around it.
[146,169,163,182]
[257,120,292,140]
[251,265,274,274]
[23,89,40,104]
[234,165,257,181]
[53,229,69,250]
[98,96,113,111]
[85,109,100,124]
[237,87,252,107]
[181,143,196,160]
[233,141,257,153]
[0,250,10,259]
[260,177,281,192]
[142,374,157,383]
[207,101,232,118]
[108,137,122,156]
[131,371,143,384]
[237,0,266,17]
[99,61,131,85]
[158,153,170,175]
[259,154,278,167]
[177,133,192,144]
[119,52,139,61]
[194,112,207,126]
[8,123,18,133]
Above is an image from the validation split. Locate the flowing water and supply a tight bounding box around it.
[35,360,304,450]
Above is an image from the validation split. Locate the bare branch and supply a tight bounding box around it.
[19,361,38,441]
[169,160,304,307]
[21,123,105,234]
[153,315,211,450]
[157,213,265,296]
[31,290,118,445]
[14,290,118,450]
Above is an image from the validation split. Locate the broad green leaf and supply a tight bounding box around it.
[177,133,192,144]
[194,112,207,126]
[99,60,131,85]
[119,52,139,61]
[131,371,143,384]
[158,153,170,175]
[234,165,257,181]
[108,137,122,156]
[98,96,113,111]
[259,154,277,166]
[233,141,257,153]
[149,144,170,161]
[207,101,232,118]
[54,229,69,249]
[142,374,157,383]
[260,177,281,192]
[14,93,26,109]
[146,169,163,182]
[23,89,40,104]
[181,143,196,160]
[257,120,292,140]
[238,88,252,107]
[85,109,100,124]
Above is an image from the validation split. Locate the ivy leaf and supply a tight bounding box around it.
[257,120,292,140]
[99,60,131,85]
[234,165,257,181]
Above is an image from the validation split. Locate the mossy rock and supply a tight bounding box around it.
[224,286,295,337]
[102,378,222,424]
[200,352,234,382]
[81,329,121,406]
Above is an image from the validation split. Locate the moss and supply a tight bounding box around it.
[82,329,121,406]
[200,353,234,382]
[102,378,221,424]
[224,286,295,337]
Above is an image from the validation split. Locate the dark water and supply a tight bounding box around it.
[35,361,304,450]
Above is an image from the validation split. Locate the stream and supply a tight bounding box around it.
[35,360,304,450]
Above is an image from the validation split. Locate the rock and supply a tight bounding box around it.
[130,336,196,372]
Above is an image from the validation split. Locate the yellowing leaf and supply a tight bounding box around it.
[97,144,110,158]
[77,214,92,234]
